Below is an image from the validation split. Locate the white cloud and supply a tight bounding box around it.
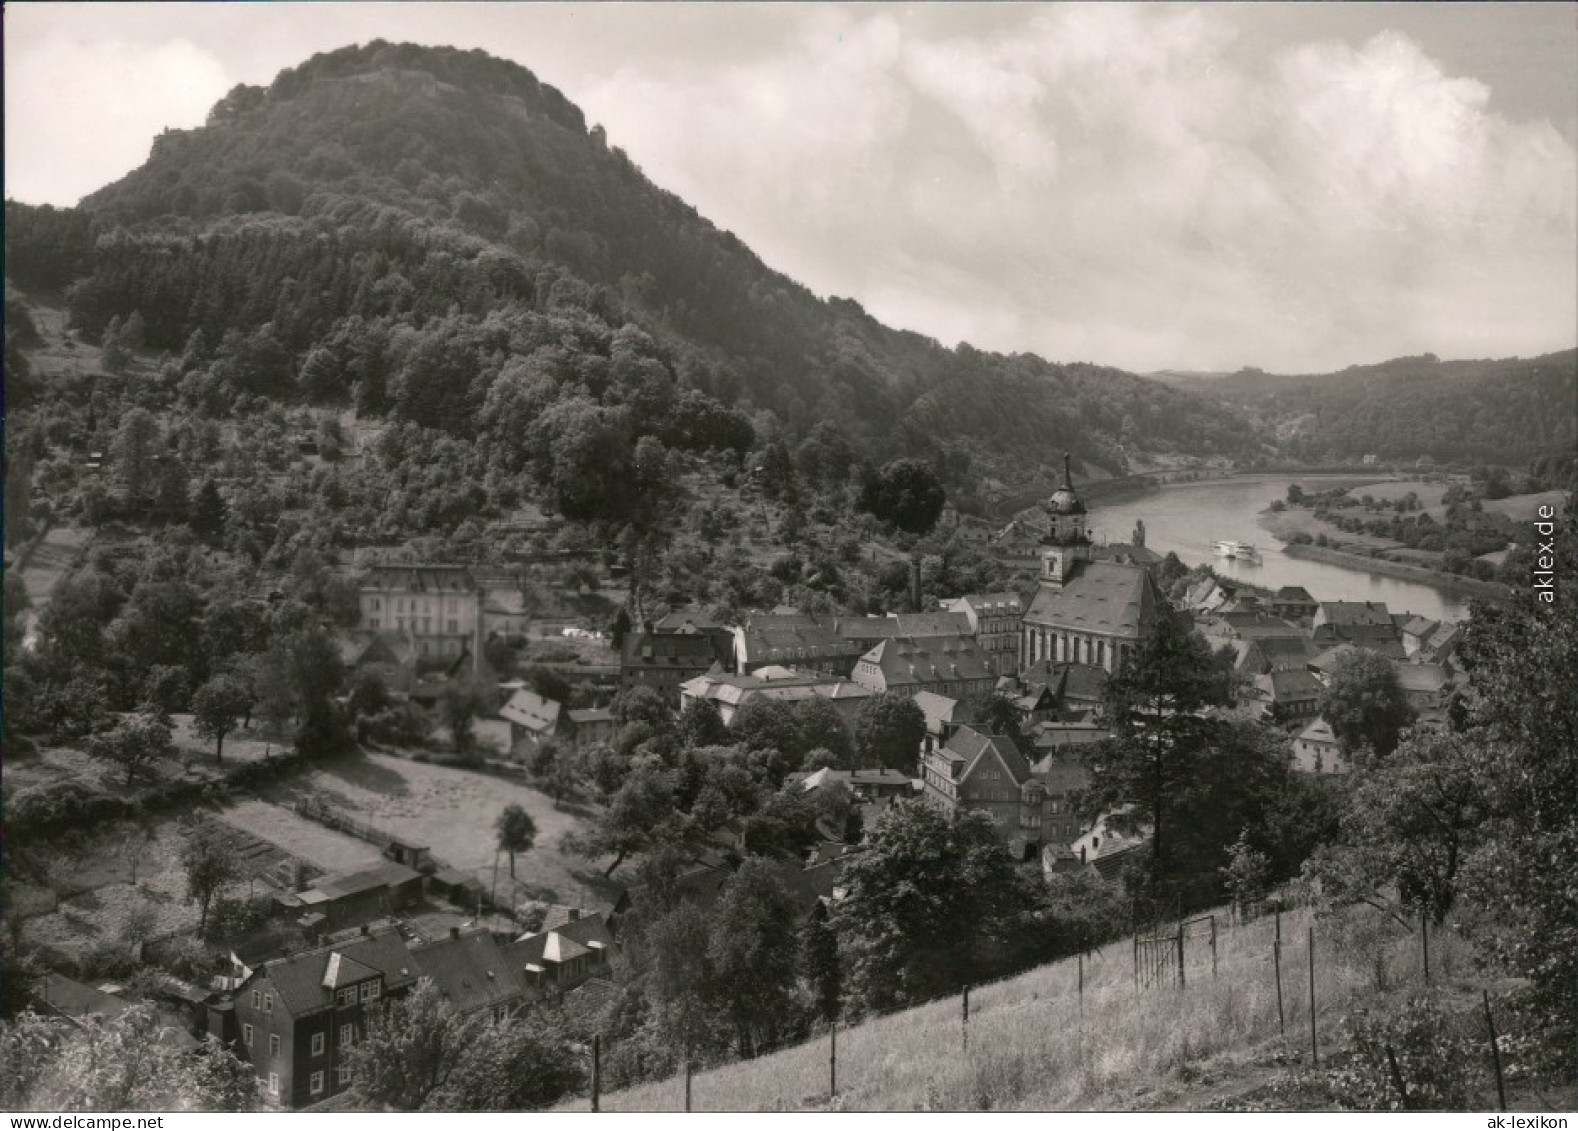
[582,6,1575,371]
[5,30,231,206]
[3,4,1572,372]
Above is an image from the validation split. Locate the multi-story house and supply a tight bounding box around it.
[358,565,481,669]
[228,924,530,1110]
[1292,717,1347,775]
[942,593,1027,676]
[230,925,418,1109]
[850,634,997,700]
[922,725,1091,859]
[619,631,722,696]
[1309,601,1406,659]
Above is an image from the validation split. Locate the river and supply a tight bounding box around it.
[1086,475,1471,623]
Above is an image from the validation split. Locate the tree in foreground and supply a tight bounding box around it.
[853,691,927,774]
[707,857,801,1056]
[834,801,1032,1010]
[181,820,240,935]
[1081,605,1236,896]
[347,979,483,1111]
[495,803,537,879]
[86,712,174,786]
[1,1005,254,1111]
[562,762,678,876]
[191,673,251,763]
[1317,647,1415,761]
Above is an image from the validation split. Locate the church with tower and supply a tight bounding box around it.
[1019,453,1170,674]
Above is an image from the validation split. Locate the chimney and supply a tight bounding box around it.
[568,907,580,922]
[450,926,461,940]
[360,924,370,936]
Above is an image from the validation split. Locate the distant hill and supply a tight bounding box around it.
[5,41,1258,492]
[1193,351,1577,466]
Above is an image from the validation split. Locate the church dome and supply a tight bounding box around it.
[1048,452,1085,514]
[1048,487,1086,515]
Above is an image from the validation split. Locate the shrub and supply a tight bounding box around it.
[1327,997,1480,1110]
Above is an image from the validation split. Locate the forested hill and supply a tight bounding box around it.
[1182,351,1578,466]
[6,40,1256,487]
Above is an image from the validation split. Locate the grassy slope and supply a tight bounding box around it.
[572,904,1526,1113]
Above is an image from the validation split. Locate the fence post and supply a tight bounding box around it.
[1385,1044,1411,1110]
[1176,927,1186,990]
[1210,915,1218,979]
[961,984,970,1051]
[1420,914,1430,986]
[1273,940,1286,1038]
[1132,933,1139,992]
[1483,991,1507,1112]
[684,1056,692,1113]
[829,1020,837,1099]
[1307,927,1318,1068]
[591,1034,601,1112]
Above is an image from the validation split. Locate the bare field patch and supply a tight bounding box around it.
[263,751,612,908]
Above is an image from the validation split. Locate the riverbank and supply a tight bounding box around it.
[1276,542,1507,602]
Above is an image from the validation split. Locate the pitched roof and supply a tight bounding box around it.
[736,615,848,665]
[257,926,418,1016]
[33,974,133,1022]
[506,912,617,969]
[322,952,378,990]
[304,862,421,903]
[651,607,732,634]
[566,707,614,726]
[1021,661,1109,703]
[500,688,561,735]
[410,929,527,1014]
[1255,669,1324,702]
[913,690,961,730]
[945,725,1032,785]
[1085,542,1163,567]
[947,592,1025,615]
[1396,663,1451,693]
[360,565,476,593]
[837,612,972,642]
[1274,586,1316,603]
[1297,717,1339,746]
[624,631,728,669]
[1024,561,1165,639]
[1315,601,1396,629]
[854,635,995,690]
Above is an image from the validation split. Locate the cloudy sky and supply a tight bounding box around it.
[6,3,1576,373]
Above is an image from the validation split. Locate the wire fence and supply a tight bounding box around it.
[574,903,1499,1112]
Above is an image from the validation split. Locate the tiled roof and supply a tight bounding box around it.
[652,607,732,634]
[257,926,417,1016]
[410,929,527,1015]
[321,952,378,990]
[1316,601,1395,629]
[1021,661,1109,703]
[623,632,725,668]
[1297,717,1338,745]
[1255,669,1324,703]
[854,635,994,690]
[360,565,476,593]
[1274,586,1316,603]
[1024,561,1165,638]
[500,688,561,735]
[307,862,421,902]
[736,615,847,664]
[945,725,1032,785]
[949,592,1025,615]
[837,612,973,641]
[1085,542,1163,567]
[506,913,617,969]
